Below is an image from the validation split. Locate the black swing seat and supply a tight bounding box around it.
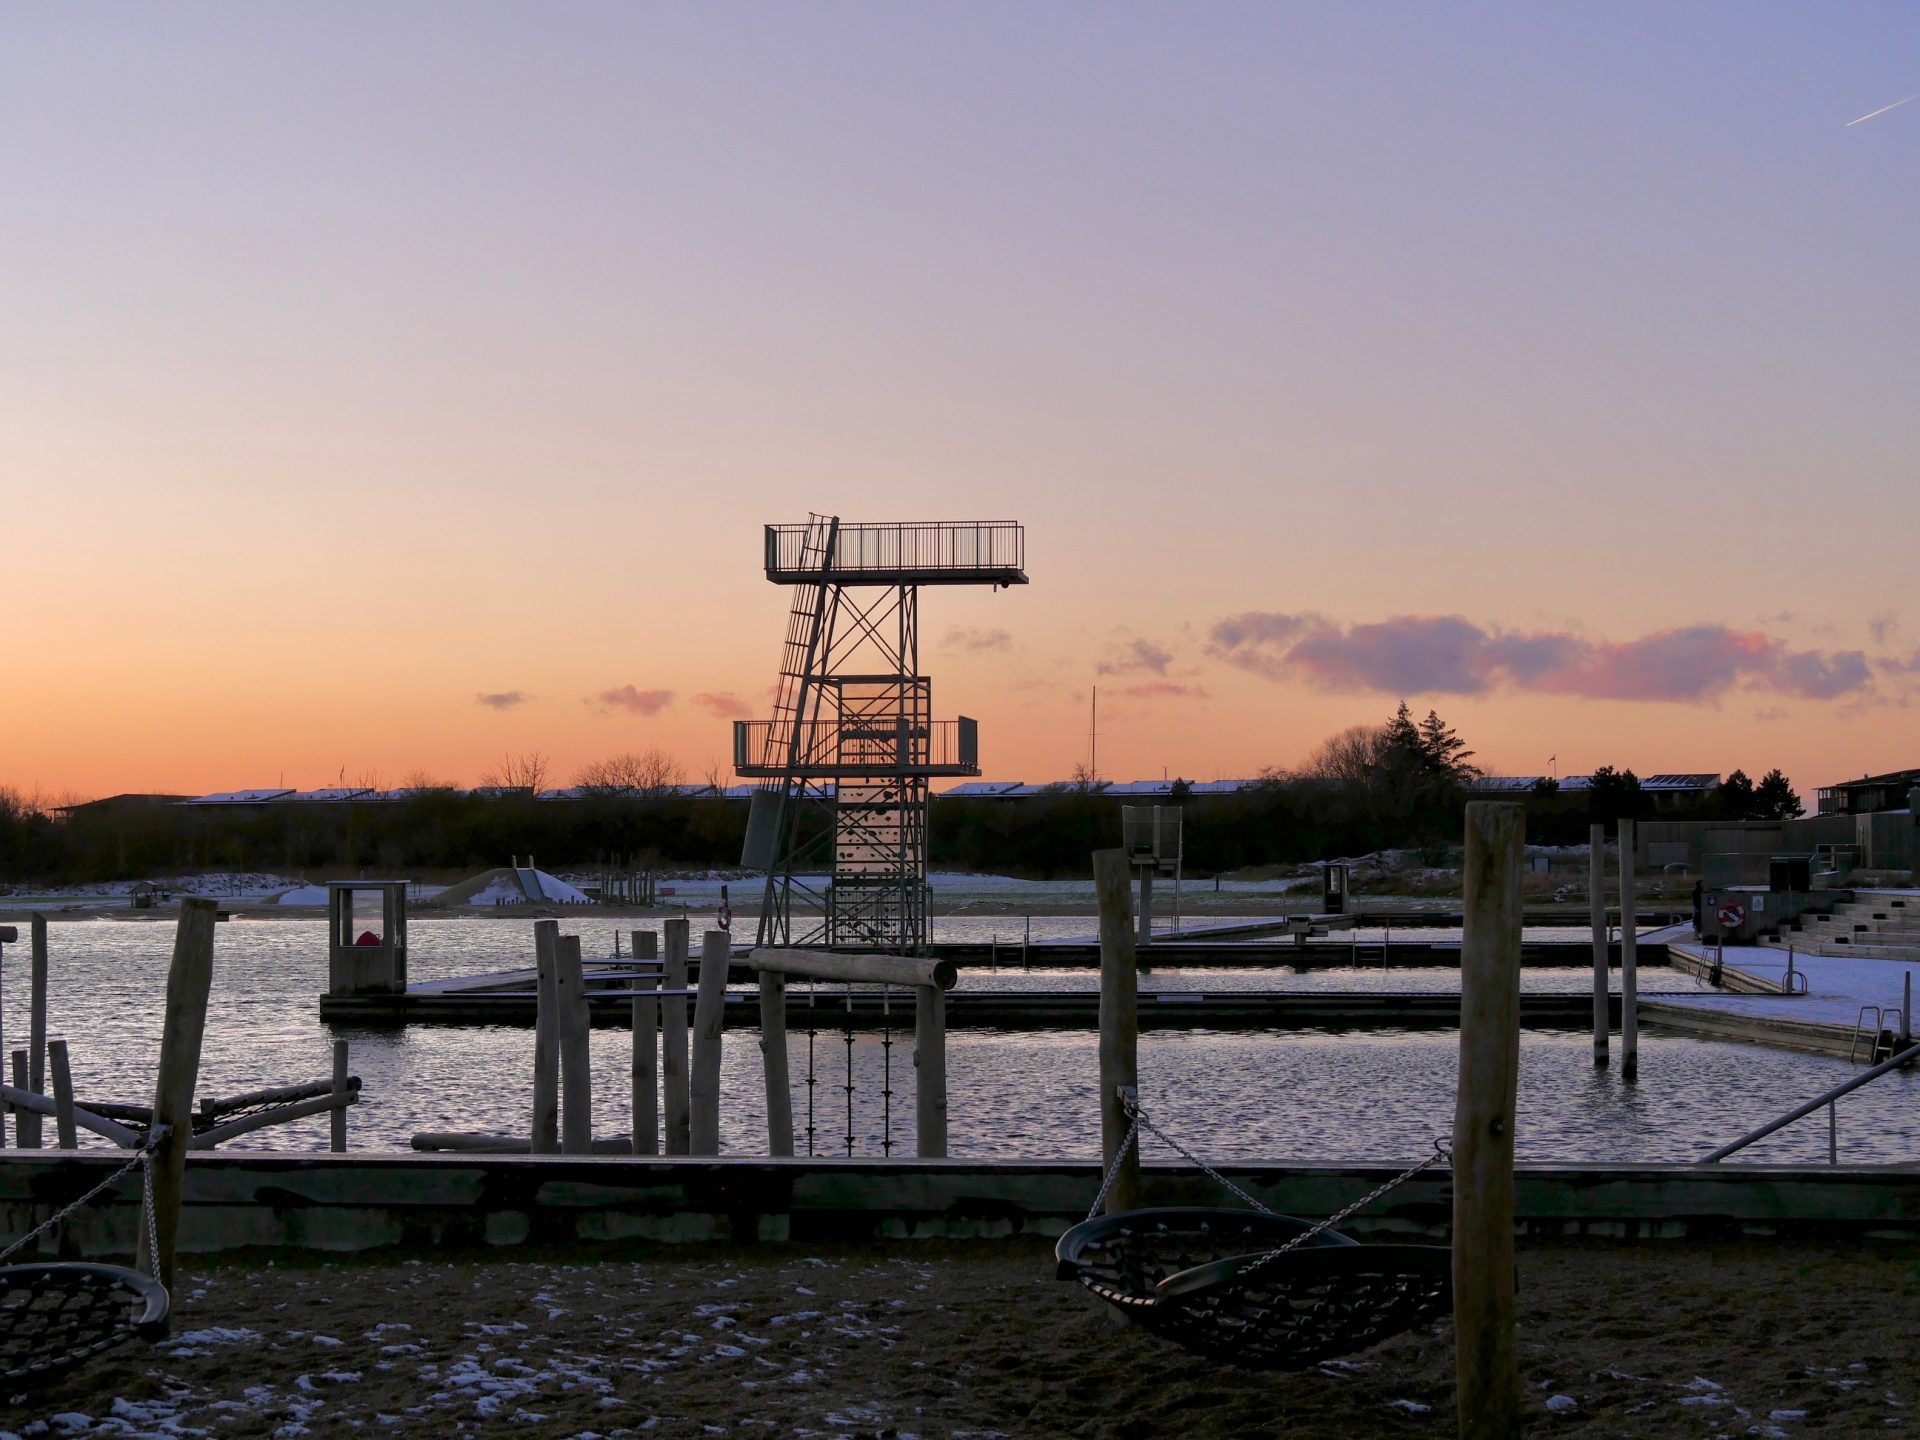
[0,1264,171,1385]
[1055,1207,1450,1370]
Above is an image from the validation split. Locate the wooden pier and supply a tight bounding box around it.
[322,982,1627,1030]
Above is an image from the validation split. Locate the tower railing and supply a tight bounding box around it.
[764,521,1026,583]
[734,717,978,777]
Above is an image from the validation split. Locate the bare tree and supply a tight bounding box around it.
[481,752,551,791]
[572,749,685,797]
[398,768,458,793]
[1299,724,1387,785]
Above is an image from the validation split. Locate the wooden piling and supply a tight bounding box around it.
[759,969,794,1156]
[914,984,948,1158]
[1093,848,1140,1216]
[1589,823,1608,1066]
[662,918,691,1155]
[25,914,48,1150]
[8,1051,29,1149]
[330,1040,350,1153]
[631,931,659,1156]
[48,1039,77,1149]
[689,930,729,1155]
[556,934,594,1154]
[1619,818,1638,1080]
[139,897,218,1293]
[1454,801,1524,1440]
[530,920,560,1153]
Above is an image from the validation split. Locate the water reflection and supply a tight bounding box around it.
[0,917,1902,1165]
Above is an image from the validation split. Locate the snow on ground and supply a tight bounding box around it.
[1,873,307,904]
[1659,935,1920,1029]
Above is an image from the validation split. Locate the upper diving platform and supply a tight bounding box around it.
[765,521,1027,587]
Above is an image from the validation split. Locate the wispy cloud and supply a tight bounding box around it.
[590,685,675,716]
[1122,681,1211,701]
[942,626,1012,653]
[1097,637,1174,676]
[691,691,753,720]
[1208,612,1876,705]
[1870,610,1900,646]
[475,690,529,710]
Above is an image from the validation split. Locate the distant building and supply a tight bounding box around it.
[1470,774,1721,812]
[1815,768,1920,817]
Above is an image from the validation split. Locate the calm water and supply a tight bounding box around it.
[0,916,1907,1167]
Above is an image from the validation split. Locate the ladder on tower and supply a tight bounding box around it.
[761,515,838,771]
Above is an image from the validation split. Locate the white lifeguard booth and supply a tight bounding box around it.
[327,881,409,997]
[1121,805,1183,945]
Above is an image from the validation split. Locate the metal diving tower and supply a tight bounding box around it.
[734,517,1027,953]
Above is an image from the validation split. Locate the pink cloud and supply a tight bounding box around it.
[1122,681,1211,701]
[1097,637,1174,676]
[691,691,753,719]
[1209,612,1876,705]
[590,685,675,716]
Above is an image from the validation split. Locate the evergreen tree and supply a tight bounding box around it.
[1717,769,1756,819]
[1587,765,1642,823]
[1417,709,1479,781]
[1754,769,1804,820]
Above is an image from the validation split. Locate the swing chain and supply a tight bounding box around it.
[1,1126,170,1264]
[1086,1091,1452,1262]
[1239,1135,1453,1278]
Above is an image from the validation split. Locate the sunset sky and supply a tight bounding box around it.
[4,5,1917,802]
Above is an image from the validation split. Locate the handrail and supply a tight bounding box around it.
[1702,1039,1920,1161]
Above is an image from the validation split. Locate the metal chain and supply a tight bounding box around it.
[0,1145,154,1263]
[1085,1105,1144,1221]
[1128,1103,1276,1216]
[1086,1091,1452,1262]
[1236,1136,1453,1278]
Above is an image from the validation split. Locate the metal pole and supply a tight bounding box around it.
[1828,1101,1838,1164]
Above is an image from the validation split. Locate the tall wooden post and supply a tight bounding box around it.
[914,985,947,1158]
[631,931,659,1155]
[139,897,217,1293]
[1589,823,1608,1066]
[48,1039,77,1150]
[330,1040,350,1153]
[1619,818,1639,1080]
[759,969,794,1156]
[556,934,593,1153]
[530,920,560,1153]
[1454,802,1523,1440]
[1093,849,1140,1215]
[662,918,691,1155]
[22,915,48,1149]
[689,930,730,1154]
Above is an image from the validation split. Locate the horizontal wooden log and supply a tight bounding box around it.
[0,1084,144,1148]
[202,1076,360,1117]
[410,1131,636,1155]
[189,1091,359,1150]
[747,948,957,991]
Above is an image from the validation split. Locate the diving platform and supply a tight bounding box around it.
[763,520,1028,587]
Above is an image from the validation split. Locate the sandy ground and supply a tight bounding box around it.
[7,1236,1917,1438]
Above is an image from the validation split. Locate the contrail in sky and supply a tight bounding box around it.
[1847,93,1920,127]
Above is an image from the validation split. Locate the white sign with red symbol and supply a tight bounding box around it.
[1716,902,1746,929]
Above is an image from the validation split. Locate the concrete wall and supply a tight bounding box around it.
[1637,815,1913,876]
[6,1153,1920,1256]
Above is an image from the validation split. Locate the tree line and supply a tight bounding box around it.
[0,711,1805,883]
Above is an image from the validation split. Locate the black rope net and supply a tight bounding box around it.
[0,1264,170,1385]
[1056,1209,1450,1371]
